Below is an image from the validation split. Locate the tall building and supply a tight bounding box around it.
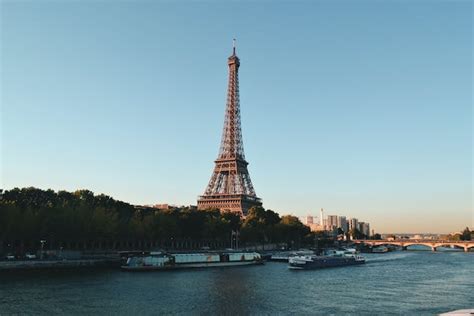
[303,215,314,225]
[197,41,262,216]
[301,215,326,232]
[320,208,324,226]
[348,218,359,231]
[337,216,348,232]
[360,222,370,237]
[327,215,338,230]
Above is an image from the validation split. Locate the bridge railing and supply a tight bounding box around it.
[352,239,473,244]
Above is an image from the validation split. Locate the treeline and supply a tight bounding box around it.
[446,227,472,241]
[0,187,311,253]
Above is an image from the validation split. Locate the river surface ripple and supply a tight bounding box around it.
[0,251,473,315]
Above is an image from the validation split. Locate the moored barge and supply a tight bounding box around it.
[121,251,263,271]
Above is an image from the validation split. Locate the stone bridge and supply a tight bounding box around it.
[352,240,474,252]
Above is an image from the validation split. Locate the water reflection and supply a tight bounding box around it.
[209,266,260,315]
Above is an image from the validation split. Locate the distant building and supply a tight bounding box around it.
[302,215,314,225]
[359,222,370,237]
[305,223,325,232]
[301,214,326,232]
[364,223,370,237]
[300,210,371,236]
[141,204,197,210]
[337,216,348,232]
[153,204,171,209]
[327,215,338,230]
[348,218,359,231]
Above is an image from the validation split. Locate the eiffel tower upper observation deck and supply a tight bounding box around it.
[197,40,262,216]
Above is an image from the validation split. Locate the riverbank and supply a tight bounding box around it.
[0,258,120,271]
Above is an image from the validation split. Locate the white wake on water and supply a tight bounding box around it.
[364,253,412,263]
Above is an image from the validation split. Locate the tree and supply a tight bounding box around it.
[313,231,335,252]
[372,233,382,240]
[277,215,310,249]
[221,211,241,232]
[241,206,283,247]
[241,206,267,244]
[349,228,365,240]
[0,187,317,253]
[461,227,471,241]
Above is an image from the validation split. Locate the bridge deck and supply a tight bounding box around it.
[352,240,474,252]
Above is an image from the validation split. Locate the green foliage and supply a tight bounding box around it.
[0,187,312,251]
[461,227,471,241]
[371,233,382,240]
[446,233,461,241]
[0,188,134,245]
[349,228,366,240]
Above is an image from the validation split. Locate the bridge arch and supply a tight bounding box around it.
[352,240,474,252]
[403,243,434,250]
[431,244,464,252]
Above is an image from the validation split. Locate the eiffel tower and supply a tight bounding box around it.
[197,41,262,216]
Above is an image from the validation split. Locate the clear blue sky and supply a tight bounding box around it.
[1,1,472,233]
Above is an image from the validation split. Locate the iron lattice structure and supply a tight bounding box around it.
[197,43,262,216]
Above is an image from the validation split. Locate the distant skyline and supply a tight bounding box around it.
[1,1,472,233]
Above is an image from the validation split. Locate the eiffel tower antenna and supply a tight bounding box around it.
[197,41,262,216]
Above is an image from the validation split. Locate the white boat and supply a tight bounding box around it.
[121,251,263,271]
[439,309,474,316]
[270,250,315,262]
[288,253,365,270]
[323,248,359,256]
[342,247,357,254]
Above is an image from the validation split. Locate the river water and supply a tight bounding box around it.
[0,251,472,315]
